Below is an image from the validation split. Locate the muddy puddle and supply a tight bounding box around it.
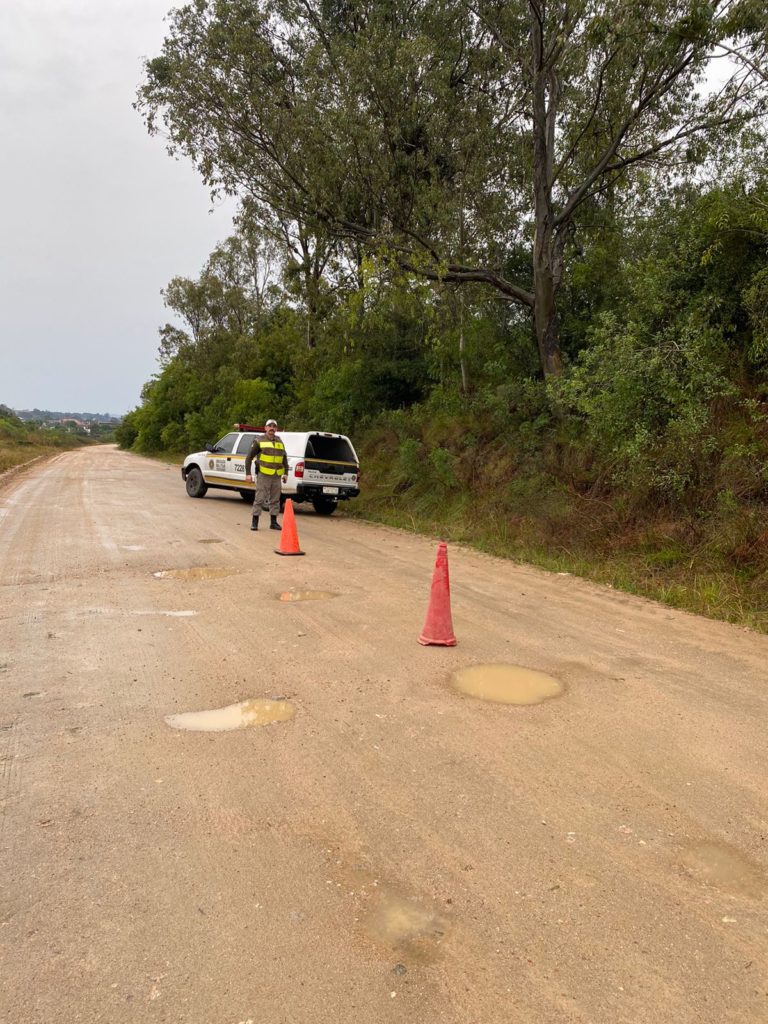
[166,698,295,732]
[153,567,238,581]
[362,891,448,962]
[452,663,564,705]
[197,539,224,544]
[678,840,766,898]
[278,590,338,602]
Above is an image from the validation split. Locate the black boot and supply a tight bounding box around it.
[250,515,259,531]
[270,515,281,531]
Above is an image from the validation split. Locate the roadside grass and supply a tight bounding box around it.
[0,435,86,475]
[344,462,768,634]
[149,450,186,466]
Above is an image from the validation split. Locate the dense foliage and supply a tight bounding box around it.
[122,166,768,504]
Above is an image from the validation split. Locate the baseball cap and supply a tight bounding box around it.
[265,419,278,427]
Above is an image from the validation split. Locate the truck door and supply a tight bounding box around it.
[232,432,258,491]
[204,431,240,487]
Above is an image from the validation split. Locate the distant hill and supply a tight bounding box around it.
[13,408,121,423]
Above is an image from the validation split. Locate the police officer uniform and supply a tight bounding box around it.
[244,420,289,530]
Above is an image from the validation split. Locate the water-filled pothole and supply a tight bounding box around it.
[678,840,766,897]
[278,590,338,602]
[165,698,295,732]
[452,663,563,705]
[153,567,238,581]
[362,891,447,962]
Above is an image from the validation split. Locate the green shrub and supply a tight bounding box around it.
[395,437,423,488]
[554,310,738,507]
[429,447,458,489]
[160,422,186,451]
[226,378,276,428]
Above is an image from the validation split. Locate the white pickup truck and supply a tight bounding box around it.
[181,425,360,515]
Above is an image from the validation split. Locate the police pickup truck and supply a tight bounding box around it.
[181,425,360,515]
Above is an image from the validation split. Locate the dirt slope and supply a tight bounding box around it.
[1,446,766,1023]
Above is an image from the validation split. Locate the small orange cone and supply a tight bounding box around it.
[275,499,305,556]
[418,542,457,646]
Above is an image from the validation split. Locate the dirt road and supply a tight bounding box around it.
[1,446,766,1023]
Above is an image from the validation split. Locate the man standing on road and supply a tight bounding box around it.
[245,419,289,531]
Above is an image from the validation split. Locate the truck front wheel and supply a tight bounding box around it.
[185,467,208,498]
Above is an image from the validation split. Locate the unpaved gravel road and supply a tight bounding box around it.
[1,445,766,1024]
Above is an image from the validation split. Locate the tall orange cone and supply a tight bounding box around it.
[418,542,457,646]
[275,499,305,556]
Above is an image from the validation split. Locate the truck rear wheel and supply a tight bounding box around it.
[185,467,208,498]
[312,497,337,516]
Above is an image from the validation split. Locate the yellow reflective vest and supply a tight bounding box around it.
[246,437,287,476]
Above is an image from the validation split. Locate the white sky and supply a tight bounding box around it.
[0,0,235,415]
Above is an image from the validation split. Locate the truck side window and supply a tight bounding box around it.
[236,433,258,455]
[213,432,239,454]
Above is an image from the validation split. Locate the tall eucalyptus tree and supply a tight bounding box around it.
[138,0,765,377]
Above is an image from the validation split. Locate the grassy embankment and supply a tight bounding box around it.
[0,424,94,475]
[342,420,768,635]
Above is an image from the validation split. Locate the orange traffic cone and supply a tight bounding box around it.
[418,542,457,646]
[275,499,305,556]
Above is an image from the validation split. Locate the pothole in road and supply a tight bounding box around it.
[452,664,564,705]
[277,590,338,602]
[678,840,766,897]
[153,567,239,581]
[165,698,295,732]
[362,891,448,962]
[197,539,224,544]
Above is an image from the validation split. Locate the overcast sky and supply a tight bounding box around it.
[0,0,235,416]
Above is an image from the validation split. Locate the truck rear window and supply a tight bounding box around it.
[308,435,356,463]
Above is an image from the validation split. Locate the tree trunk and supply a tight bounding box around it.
[458,199,469,394]
[459,286,469,395]
[530,4,563,380]
[299,232,320,350]
[533,243,563,378]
